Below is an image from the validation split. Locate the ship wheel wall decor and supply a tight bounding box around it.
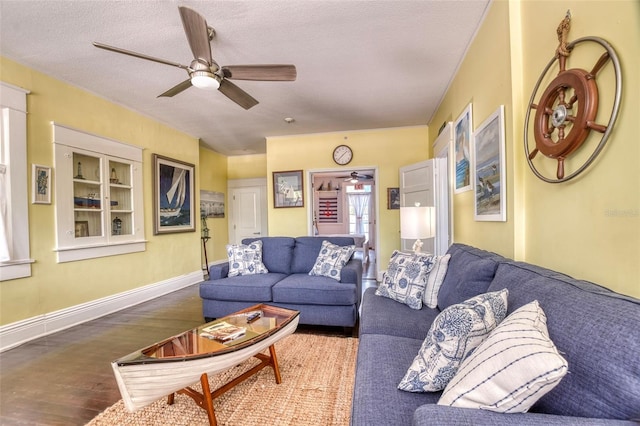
[524,14,622,183]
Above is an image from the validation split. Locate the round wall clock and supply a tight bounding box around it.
[332,145,353,165]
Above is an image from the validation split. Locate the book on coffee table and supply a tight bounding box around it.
[201,321,246,342]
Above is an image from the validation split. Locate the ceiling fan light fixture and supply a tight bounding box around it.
[191,71,220,90]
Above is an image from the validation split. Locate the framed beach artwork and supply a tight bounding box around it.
[454,103,473,193]
[153,154,195,234]
[273,170,304,208]
[32,164,51,204]
[387,188,400,210]
[473,105,506,222]
[200,190,225,218]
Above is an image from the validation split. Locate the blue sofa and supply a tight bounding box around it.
[351,243,640,425]
[200,236,362,330]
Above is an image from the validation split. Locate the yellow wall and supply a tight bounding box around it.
[228,154,267,179]
[1,57,203,325]
[199,147,229,261]
[429,0,639,298]
[519,0,639,296]
[266,127,429,265]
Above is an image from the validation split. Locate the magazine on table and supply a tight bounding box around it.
[201,321,246,342]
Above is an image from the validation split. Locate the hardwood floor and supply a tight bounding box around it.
[0,256,377,425]
[0,285,204,425]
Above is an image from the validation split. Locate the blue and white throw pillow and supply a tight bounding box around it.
[309,240,355,281]
[226,241,269,277]
[398,289,509,392]
[375,251,436,310]
[423,254,451,309]
[438,300,568,413]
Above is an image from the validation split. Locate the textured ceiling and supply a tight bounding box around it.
[0,0,490,155]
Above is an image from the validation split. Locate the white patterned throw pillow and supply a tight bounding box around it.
[438,300,568,413]
[398,289,509,392]
[309,240,355,281]
[423,254,451,309]
[226,241,269,277]
[375,251,436,310]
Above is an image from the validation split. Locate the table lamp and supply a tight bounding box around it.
[400,203,435,254]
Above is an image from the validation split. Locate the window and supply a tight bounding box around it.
[53,123,145,262]
[0,82,33,281]
[346,184,371,241]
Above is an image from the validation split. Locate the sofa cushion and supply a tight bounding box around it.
[376,251,435,310]
[272,273,357,306]
[398,289,508,392]
[226,241,268,276]
[359,288,439,341]
[438,244,501,310]
[487,261,640,420]
[199,273,287,302]
[438,301,568,413]
[308,240,355,281]
[351,334,441,426]
[241,237,295,274]
[423,254,451,309]
[290,236,355,274]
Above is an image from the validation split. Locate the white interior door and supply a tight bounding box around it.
[433,122,453,255]
[228,179,267,245]
[399,160,435,254]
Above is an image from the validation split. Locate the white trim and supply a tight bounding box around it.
[0,82,33,281]
[0,270,202,352]
[56,240,147,263]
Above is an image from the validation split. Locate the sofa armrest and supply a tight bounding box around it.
[208,262,229,280]
[412,406,636,426]
[341,258,363,304]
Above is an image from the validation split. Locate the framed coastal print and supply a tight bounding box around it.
[473,105,506,222]
[273,170,304,208]
[387,187,400,209]
[153,154,195,234]
[32,164,51,204]
[454,103,473,193]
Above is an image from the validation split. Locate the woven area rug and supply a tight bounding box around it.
[87,332,358,426]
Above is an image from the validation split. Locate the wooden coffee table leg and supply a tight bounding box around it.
[200,373,217,426]
[269,344,282,384]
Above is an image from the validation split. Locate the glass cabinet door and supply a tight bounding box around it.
[72,152,103,238]
[108,159,133,236]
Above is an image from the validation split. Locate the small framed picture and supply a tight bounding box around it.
[387,188,400,209]
[32,164,52,204]
[75,221,89,238]
[273,170,304,208]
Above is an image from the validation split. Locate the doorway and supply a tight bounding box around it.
[308,168,378,262]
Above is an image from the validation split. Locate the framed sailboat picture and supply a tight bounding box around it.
[153,154,196,234]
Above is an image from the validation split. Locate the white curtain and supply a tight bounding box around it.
[348,193,370,235]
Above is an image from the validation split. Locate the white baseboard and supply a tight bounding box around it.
[0,270,203,353]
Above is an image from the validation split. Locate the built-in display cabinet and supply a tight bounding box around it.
[53,124,145,262]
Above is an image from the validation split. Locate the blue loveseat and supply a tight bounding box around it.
[351,243,640,425]
[200,236,362,330]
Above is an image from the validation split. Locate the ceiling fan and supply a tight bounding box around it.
[342,171,374,182]
[93,6,296,110]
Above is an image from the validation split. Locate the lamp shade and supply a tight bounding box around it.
[400,206,435,240]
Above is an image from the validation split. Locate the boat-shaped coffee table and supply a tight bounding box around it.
[111,304,300,426]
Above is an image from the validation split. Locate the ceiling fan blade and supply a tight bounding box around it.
[218,80,259,110]
[93,42,189,70]
[178,6,213,64]
[158,79,193,98]
[222,65,297,81]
